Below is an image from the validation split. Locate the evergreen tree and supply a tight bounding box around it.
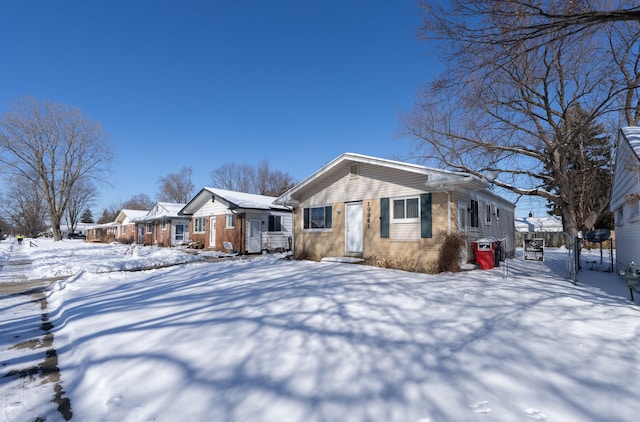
[97,209,118,224]
[81,208,95,224]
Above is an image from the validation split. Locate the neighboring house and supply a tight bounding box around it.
[137,202,189,247]
[611,126,640,270]
[275,153,516,272]
[515,216,563,234]
[515,215,565,247]
[86,222,118,243]
[179,187,293,253]
[114,209,149,243]
[60,222,97,238]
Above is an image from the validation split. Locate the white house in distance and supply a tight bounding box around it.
[611,126,640,270]
[515,216,563,234]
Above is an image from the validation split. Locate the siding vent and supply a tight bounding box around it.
[350,163,359,177]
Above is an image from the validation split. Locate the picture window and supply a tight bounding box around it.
[303,206,333,229]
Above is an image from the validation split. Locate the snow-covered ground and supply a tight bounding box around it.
[1,238,639,421]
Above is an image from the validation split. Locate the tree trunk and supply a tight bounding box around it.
[50,213,63,241]
[561,203,579,248]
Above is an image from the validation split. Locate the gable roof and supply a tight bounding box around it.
[515,216,563,233]
[135,202,187,222]
[155,202,185,215]
[275,152,490,205]
[114,209,149,224]
[180,187,290,215]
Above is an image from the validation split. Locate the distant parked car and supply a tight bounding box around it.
[67,232,86,240]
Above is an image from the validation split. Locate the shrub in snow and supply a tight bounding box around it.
[364,255,437,274]
[438,233,466,273]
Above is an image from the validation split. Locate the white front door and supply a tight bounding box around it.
[248,220,262,253]
[346,202,363,253]
[175,224,185,244]
[210,216,216,249]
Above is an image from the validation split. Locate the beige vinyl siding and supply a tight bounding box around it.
[297,162,432,207]
[390,222,420,241]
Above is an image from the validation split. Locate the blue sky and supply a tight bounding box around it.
[0,1,543,217]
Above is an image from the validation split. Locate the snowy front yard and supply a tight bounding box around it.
[1,239,639,421]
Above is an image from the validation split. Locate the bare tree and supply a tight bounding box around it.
[255,160,271,195]
[405,1,639,236]
[1,175,49,237]
[0,97,113,240]
[420,1,640,53]
[607,19,640,125]
[0,215,11,238]
[97,201,122,224]
[255,159,297,196]
[210,163,234,190]
[210,160,295,196]
[65,178,97,233]
[157,166,194,203]
[419,1,640,124]
[122,193,153,210]
[210,162,256,193]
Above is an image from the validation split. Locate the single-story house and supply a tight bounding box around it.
[179,187,293,253]
[114,209,149,243]
[274,153,516,272]
[515,215,565,248]
[59,222,97,238]
[515,216,563,233]
[611,126,640,271]
[136,202,189,247]
[86,222,118,243]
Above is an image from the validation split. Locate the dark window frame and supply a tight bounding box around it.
[303,206,333,230]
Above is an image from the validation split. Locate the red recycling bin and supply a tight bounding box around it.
[474,239,496,270]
